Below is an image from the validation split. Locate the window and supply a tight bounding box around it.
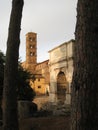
[29,37,33,41]
[30,45,33,49]
[30,52,33,56]
[30,45,35,49]
[38,78,40,81]
[30,52,35,56]
[38,86,41,89]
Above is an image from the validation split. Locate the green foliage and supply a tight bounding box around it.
[17,64,36,101]
[0,51,5,100]
[0,50,5,82]
[0,50,36,101]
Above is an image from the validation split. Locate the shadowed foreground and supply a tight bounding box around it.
[19,116,70,130]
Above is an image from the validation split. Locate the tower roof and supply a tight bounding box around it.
[26,32,37,36]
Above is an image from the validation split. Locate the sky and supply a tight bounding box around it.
[0,0,77,62]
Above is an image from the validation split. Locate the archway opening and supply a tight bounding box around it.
[57,71,67,96]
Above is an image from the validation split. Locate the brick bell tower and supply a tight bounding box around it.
[26,32,37,74]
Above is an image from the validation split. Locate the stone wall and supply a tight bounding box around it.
[49,40,74,95]
[18,101,37,119]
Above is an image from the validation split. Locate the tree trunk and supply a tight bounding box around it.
[3,0,24,130]
[71,0,98,130]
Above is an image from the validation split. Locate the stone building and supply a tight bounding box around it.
[48,39,75,104]
[22,32,50,95]
[22,32,74,104]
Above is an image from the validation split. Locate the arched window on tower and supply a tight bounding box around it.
[30,45,33,49]
[30,52,35,56]
[29,37,33,42]
[30,52,33,56]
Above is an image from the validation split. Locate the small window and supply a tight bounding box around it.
[38,86,41,89]
[38,78,40,81]
[30,52,33,56]
[29,37,33,41]
[30,45,33,48]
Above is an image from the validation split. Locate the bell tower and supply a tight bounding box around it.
[26,32,37,73]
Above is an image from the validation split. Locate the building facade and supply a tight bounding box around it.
[22,32,74,104]
[49,40,74,93]
[48,40,75,104]
[22,32,50,95]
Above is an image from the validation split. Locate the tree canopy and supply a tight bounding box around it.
[0,50,36,102]
[17,64,36,101]
[0,51,5,100]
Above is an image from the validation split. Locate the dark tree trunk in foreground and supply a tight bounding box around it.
[3,0,24,130]
[71,0,98,130]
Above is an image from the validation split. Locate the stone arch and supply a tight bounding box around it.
[57,71,67,95]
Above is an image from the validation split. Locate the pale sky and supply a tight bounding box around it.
[0,0,77,62]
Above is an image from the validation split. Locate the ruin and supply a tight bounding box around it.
[22,32,75,105]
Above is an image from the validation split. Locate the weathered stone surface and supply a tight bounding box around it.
[49,40,74,94]
[18,101,38,119]
[34,95,71,116]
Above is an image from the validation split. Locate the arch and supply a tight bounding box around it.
[57,71,67,95]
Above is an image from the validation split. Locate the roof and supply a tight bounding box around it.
[37,59,49,65]
[48,39,75,53]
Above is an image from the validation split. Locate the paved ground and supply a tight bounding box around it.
[0,95,71,130]
[0,116,71,130]
[19,116,71,130]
